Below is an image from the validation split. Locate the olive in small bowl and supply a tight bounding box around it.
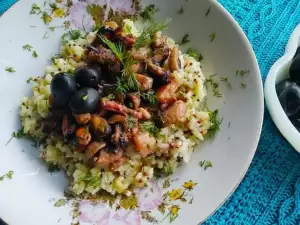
[289,54,300,82]
[50,73,77,107]
[75,65,102,88]
[278,83,300,117]
[69,88,100,113]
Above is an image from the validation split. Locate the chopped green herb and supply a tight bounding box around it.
[236,69,250,76]
[177,6,184,14]
[205,78,222,97]
[49,26,56,32]
[64,21,71,30]
[49,2,58,10]
[140,4,159,22]
[140,90,157,105]
[0,171,14,182]
[140,121,160,137]
[106,94,115,100]
[48,164,60,173]
[32,50,38,58]
[163,163,174,176]
[199,160,213,170]
[6,171,14,179]
[241,82,247,88]
[209,33,216,42]
[30,3,42,14]
[26,77,34,83]
[22,44,33,51]
[5,66,16,73]
[61,30,84,44]
[82,95,88,100]
[126,116,136,131]
[54,199,66,207]
[42,11,52,24]
[186,48,203,62]
[207,110,221,139]
[180,33,190,45]
[99,35,125,62]
[133,18,171,49]
[220,77,232,89]
[205,6,211,17]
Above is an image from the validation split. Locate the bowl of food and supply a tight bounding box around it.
[265,25,300,153]
[0,0,263,224]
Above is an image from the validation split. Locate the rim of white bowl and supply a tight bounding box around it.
[199,1,264,223]
[265,24,300,153]
[0,1,264,224]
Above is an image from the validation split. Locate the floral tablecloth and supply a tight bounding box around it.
[1,0,300,224]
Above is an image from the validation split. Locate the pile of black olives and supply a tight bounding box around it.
[50,65,103,113]
[276,47,300,129]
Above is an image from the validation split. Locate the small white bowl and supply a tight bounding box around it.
[265,25,300,153]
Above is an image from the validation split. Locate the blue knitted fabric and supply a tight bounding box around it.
[1,1,300,225]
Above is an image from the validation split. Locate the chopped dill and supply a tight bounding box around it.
[180,33,190,45]
[186,48,203,62]
[133,18,171,49]
[140,4,159,22]
[205,6,211,17]
[178,6,184,14]
[32,50,38,58]
[207,110,221,139]
[140,90,157,105]
[241,82,247,88]
[209,33,216,42]
[220,77,232,89]
[5,66,16,73]
[30,3,42,15]
[199,160,213,170]
[22,44,33,51]
[140,121,160,137]
[236,69,250,76]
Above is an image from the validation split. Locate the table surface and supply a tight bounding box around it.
[1,0,300,225]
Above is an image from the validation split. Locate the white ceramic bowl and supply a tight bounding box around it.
[0,0,264,224]
[265,25,300,153]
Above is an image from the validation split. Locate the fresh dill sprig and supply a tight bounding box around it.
[140,90,157,105]
[186,48,203,62]
[133,18,171,49]
[178,6,184,14]
[98,34,125,62]
[220,77,232,89]
[180,34,190,45]
[140,4,159,22]
[209,33,216,42]
[207,110,221,139]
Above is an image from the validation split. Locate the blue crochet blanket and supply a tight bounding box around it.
[1,0,300,225]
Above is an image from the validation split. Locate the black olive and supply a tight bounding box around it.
[276,78,296,95]
[50,73,77,107]
[294,47,300,59]
[75,66,102,88]
[279,83,300,117]
[69,88,100,113]
[289,54,300,82]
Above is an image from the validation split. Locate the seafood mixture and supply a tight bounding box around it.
[19,18,214,197]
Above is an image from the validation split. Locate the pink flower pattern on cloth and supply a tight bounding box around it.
[69,0,136,31]
[79,182,163,225]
